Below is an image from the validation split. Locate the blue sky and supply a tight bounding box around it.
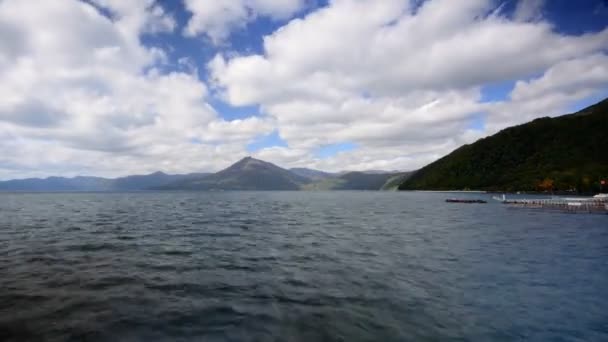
[0,0,607,178]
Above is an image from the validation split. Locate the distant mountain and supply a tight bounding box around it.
[303,171,411,190]
[111,171,209,190]
[0,172,209,191]
[0,159,414,192]
[159,157,311,190]
[399,98,608,192]
[0,176,112,191]
[289,168,335,180]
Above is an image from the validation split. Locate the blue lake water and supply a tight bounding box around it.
[0,191,607,341]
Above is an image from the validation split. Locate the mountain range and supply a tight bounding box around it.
[0,172,209,192]
[398,98,608,192]
[156,157,408,191]
[0,157,406,192]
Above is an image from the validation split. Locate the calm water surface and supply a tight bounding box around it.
[0,192,607,341]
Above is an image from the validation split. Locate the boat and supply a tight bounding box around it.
[445,199,487,204]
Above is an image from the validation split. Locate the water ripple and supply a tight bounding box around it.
[0,191,607,341]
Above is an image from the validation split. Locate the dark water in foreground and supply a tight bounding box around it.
[0,192,607,341]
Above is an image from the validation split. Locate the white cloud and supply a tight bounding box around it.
[0,0,272,179]
[209,0,608,171]
[90,0,177,34]
[510,54,608,102]
[183,0,306,43]
[485,54,608,132]
[514,0,545,22]
[211,0,608,105]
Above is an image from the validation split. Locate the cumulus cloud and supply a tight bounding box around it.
[210,0,608,171]
[89,0,177,34]
[485,54,608,132]
[211,0,608,104]
[183,0,306,43]
[510,54,608,102]
[514,0,545,21]
[0,0,271,179]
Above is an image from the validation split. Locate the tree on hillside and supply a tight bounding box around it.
[537,178,554,192]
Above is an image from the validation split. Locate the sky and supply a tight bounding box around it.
[0,0,607,179]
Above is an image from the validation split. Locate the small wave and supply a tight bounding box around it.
[25,256,60,265]
[145,282,215,295]
[162,250,192,256]
[161,305,246,329]
[65,242,128,252]
[194,232,241,238]
[283,278,310,288]
[83,276,140,290]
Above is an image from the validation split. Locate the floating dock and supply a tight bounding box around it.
[493,194,608,214]
[446,199,487,204]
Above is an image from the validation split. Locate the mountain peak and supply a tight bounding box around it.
[231,156,269,170]
[237,156,259,162]
[237,156,253,162]
[159,156,310,190]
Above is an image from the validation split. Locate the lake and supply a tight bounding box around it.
[1,191,607,341]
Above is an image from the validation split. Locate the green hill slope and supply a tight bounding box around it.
[399,98,608,192]
[303,171,410,190]
[289,168,335,180]
[380,172,413,190]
